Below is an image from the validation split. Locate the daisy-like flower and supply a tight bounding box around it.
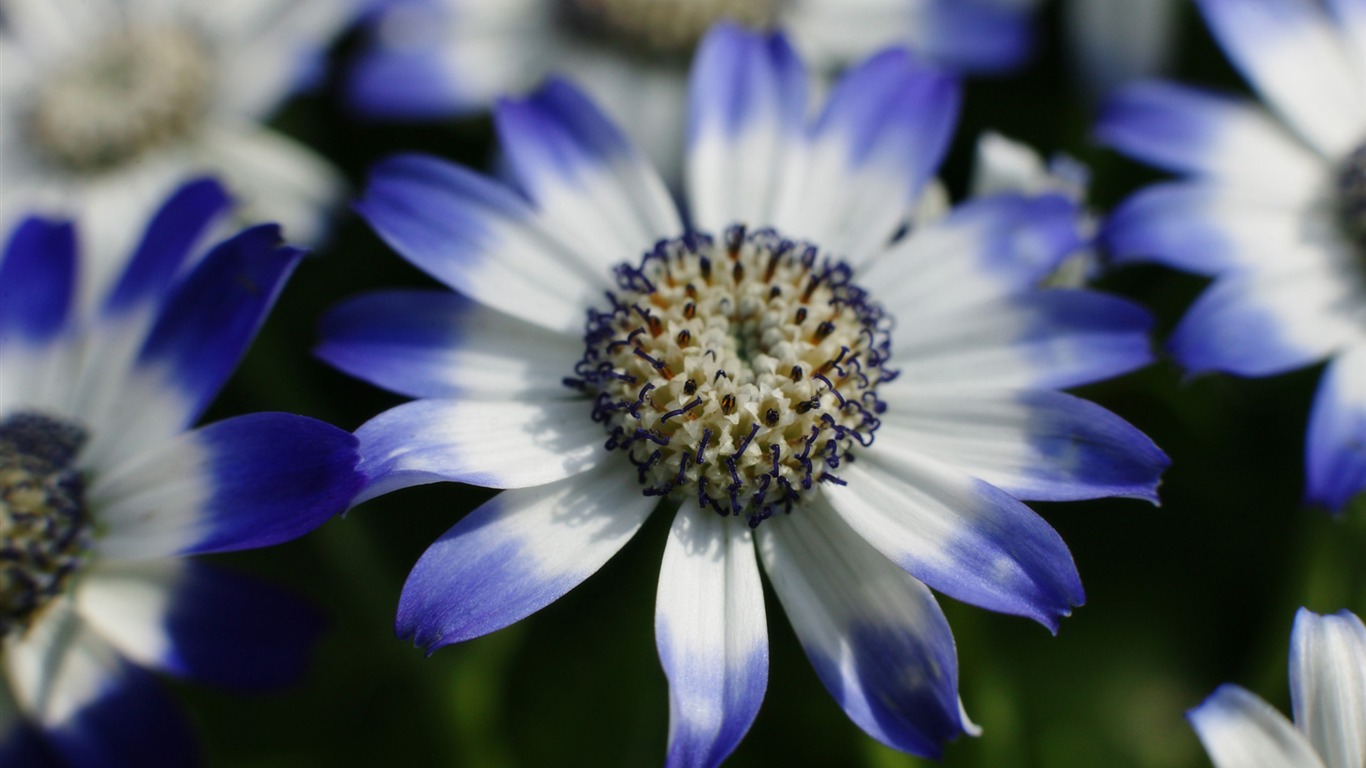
[0,178,363,766]
[1188,608,1366,768]
[322,24,1167,764]
[348,0,1031,176]
[0,0,359,296]
[1096,0,1366,512]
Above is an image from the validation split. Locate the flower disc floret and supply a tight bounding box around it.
[569,226,894,527]
[1339,143,1366,261]
[27,25,213,172]
[0,412,91,637]
[559,0,778,56]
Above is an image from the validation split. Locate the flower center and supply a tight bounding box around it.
[1339,143,1366,262]
[569,226,894,527]
[0,412,91,638]
[27,25,214,174]
[558,0,780,57]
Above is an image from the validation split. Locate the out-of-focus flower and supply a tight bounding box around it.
[324,24,1167,765]
[0,0,360,296]
[348,0,1031,177]
[1189,608,1366,768]
[1097,0,1366,512]
[0,178,364,766]
[1063,0,1184,99]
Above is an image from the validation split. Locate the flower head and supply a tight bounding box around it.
[0,0,360,291]
[0,178,364,766]
[1189,608,1366,768]
[325,24,1167,764]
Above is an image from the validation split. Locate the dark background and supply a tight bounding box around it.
[183,2,1366,766]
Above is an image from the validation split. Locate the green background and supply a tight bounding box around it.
[181,3,1366,766]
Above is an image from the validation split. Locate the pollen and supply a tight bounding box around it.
[0,412,92,637]
[570,226,895,527]
[559,0,779,57]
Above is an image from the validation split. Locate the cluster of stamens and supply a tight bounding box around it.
[27,25,213,173]
[1,413,92,637]
[567,226,894,527]
[1339,143,1366,262]
[558,0,779,57]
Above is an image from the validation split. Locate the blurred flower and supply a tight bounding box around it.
[0,0,359,296]
[1188,607,1366,768]
[348,0,1031,177]
[1097,0,1366,512]
[1063,0,1184,99]
[325,24,1167,765]
[0,179,364,766]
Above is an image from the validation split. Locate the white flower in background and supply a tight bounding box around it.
[348,0,1032,177]
[0,0,359,297]
[1189,608,1366,768]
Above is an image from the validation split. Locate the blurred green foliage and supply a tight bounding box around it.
[181,2,1366,766]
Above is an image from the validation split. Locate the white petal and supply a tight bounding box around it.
[1189,684,1329,768]
[1290,609,1366,768]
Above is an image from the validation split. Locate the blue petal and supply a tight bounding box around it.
[963,194,1083,288]
[348,47,471,119]
[1097,82,1249,174]
[185,413,362,554]
[1102,182,1239,273]
[0,723,62,768]
[688,23,806,144]
[496,78,636,199]
[1305,346,1366,512]
[922,0,1033,72]
[157,563,326,690]
[396,463,656,652]
[45,658,198,768]
[0,217,76,347]
[103,177,233,318]
[136,224,304,426]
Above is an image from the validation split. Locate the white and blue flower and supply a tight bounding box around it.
[0,0,360,294]
[0,178,364,767]
[348,0,1031,177]
[1097,0,1366,512]
[1189,608,1366,768]
[324,24,1167,765]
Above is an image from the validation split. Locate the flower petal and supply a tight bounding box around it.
[772,48,960,264]
[656,507,768,768]
[495,78,681,271]
[1306,345,1366,512]
[1197,0,1366,157]
[1290,609,1366,768]
[316,288,579,400]
[0,217,76,348]
[3,601,197,768]
[76,559,326,690]
[686,24,807,234]
[758,497,972,757]
[356,153,607,334]
[1188,684,1328,768]
[823,452,1083,630]
[876,387,1169,503]
[396,460,656,651]
[353,396,605,502]
[91,412,362,559]
[1096,82,1324,192]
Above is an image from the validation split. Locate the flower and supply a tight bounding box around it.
[0,178,364,766]
[1188,608,1366,768]
[323,24,1168,764]
[1061,0,1184,99]
[348,0,1031,176]
[1097,0,1366,512]
[0,0,359,295]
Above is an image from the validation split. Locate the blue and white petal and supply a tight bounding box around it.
[1289,608,1366,768]
[0,216,78,415]
[823,451,1084,631]
[656,507,768,768]
[686,24,807,234]
[875,388,1168,503]
[353,397,605,502]
[1168,267,1363,378]
[1188,685,1328,768]
[356,153,609,334]
[89,412,362,559]
[316,289,580,400]
[0,682,59,768]
[75,560,326,690]
[1197,0,1366,157]
[771,48,960,264]
[1096,82,1324,193]
[396,460,657,652]
[495,78,681,272]
[758,497,974,757]
[1305,345,1366,512]
[3,600,198,768]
